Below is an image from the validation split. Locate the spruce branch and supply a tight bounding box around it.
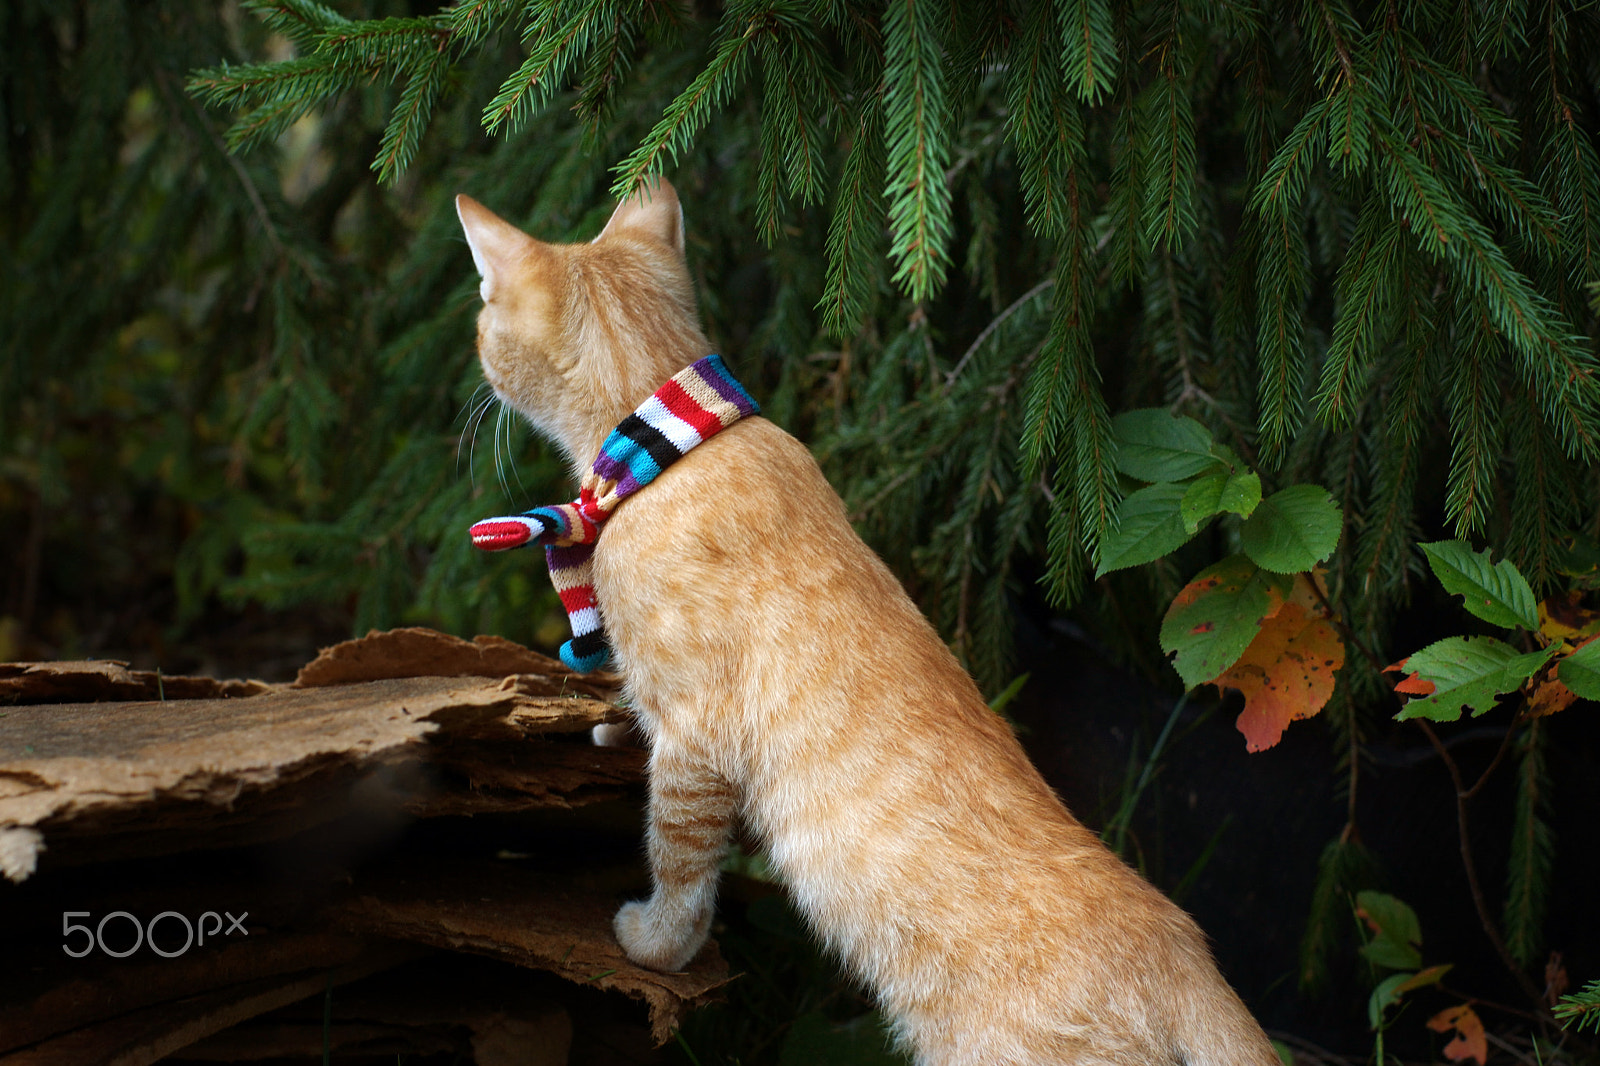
[442,0,521,48]
[1376,122,1600,460]
[1057,0,1119,102]
[1141,64,1197,251]
[1007,0,1086,241]
[1254,200,1310,463]
[610,1,771,198]
[818,97,886,338]
[1442,293,1505,538]
[882,0,954,302]
[482,0,606,136]
[1315,196,1401,427]
[241,0,350,50]
[1503,719,1554,968]
[374,49,449,184]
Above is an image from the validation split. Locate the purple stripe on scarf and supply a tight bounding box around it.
[587,461,644,500]
[697,357,758,416]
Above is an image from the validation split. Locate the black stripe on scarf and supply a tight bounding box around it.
[613,413,682,472]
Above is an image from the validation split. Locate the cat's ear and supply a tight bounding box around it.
[456,194,537,302]
[594,177,684,255]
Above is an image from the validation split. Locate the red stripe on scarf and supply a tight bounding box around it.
[657,378,723,438]
[558,585,598,613]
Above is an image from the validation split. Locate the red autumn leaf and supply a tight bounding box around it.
[1385,658,1438,696]
[1217,600,1345,752]
[1427,1004,1487,1066]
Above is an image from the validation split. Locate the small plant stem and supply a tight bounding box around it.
[1413,719,1546,1007]
[1460,718,1518,801]
[1301,577,1365,837]
[1437,981,1544,1024]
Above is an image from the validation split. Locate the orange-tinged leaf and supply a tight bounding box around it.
[1218,601,1346,752]
[1169,571,1227,612]
[1427,1004,1487,1066]
[1385,658,1438,696]
[1528,674,1578,717]
[1395,964,1453,994]
[1538,591,1600,643]
[1287,566,1332,615]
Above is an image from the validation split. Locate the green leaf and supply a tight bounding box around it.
[1419,540,1538,631]
[1095,481,1195,577]
[1356,891,1423,972]
[1111,408,1220,482]
[987,672,1030,715]
[1557,638,1600,700]
[1181,470,1262,533]
[1368,973,1413,1028]
[1159,555,1291,688]
[1396,636,1556,722]
[1367,965,1453,1029]
[1239,485,1341,573]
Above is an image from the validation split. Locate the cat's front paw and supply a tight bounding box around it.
[591,722,635,747]
[613,898,712,972]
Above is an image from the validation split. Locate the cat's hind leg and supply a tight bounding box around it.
[613,739,735,972]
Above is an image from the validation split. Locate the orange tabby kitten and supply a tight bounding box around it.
[456,180,1280,1066]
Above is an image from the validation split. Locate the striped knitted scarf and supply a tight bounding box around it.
[468,354,760,673]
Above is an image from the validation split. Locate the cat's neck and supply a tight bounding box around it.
[564,343,716,480]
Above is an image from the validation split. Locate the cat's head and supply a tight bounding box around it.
[455,179,709,472]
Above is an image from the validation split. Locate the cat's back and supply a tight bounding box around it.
[591,414,995,736]
[592,414,1278,1066]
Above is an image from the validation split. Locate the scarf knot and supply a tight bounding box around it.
[468,354,759,672]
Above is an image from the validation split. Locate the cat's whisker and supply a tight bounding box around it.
[501,410,531,503]
[494,403,515,503]
[460,387,497,487]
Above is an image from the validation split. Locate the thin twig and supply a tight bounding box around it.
[944,278,1055,389]
[1265,1030,1357,1066]
[1482,1029,1543,1066]
[1461,719,1519,801]
[1414,719,1546,1007]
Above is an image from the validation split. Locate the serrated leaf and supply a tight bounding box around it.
[1420,540,1538,631]
[1159,555,1291,688]
[1111,408,1220,482]
[1395,636,1556,722]
[1181,470,1262,533]
[1556,636,1600,700]
[1356,891,1423,972]
[1094,481,1195,576]
[1239,484,1341,573]
[1219,599,1344,752]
